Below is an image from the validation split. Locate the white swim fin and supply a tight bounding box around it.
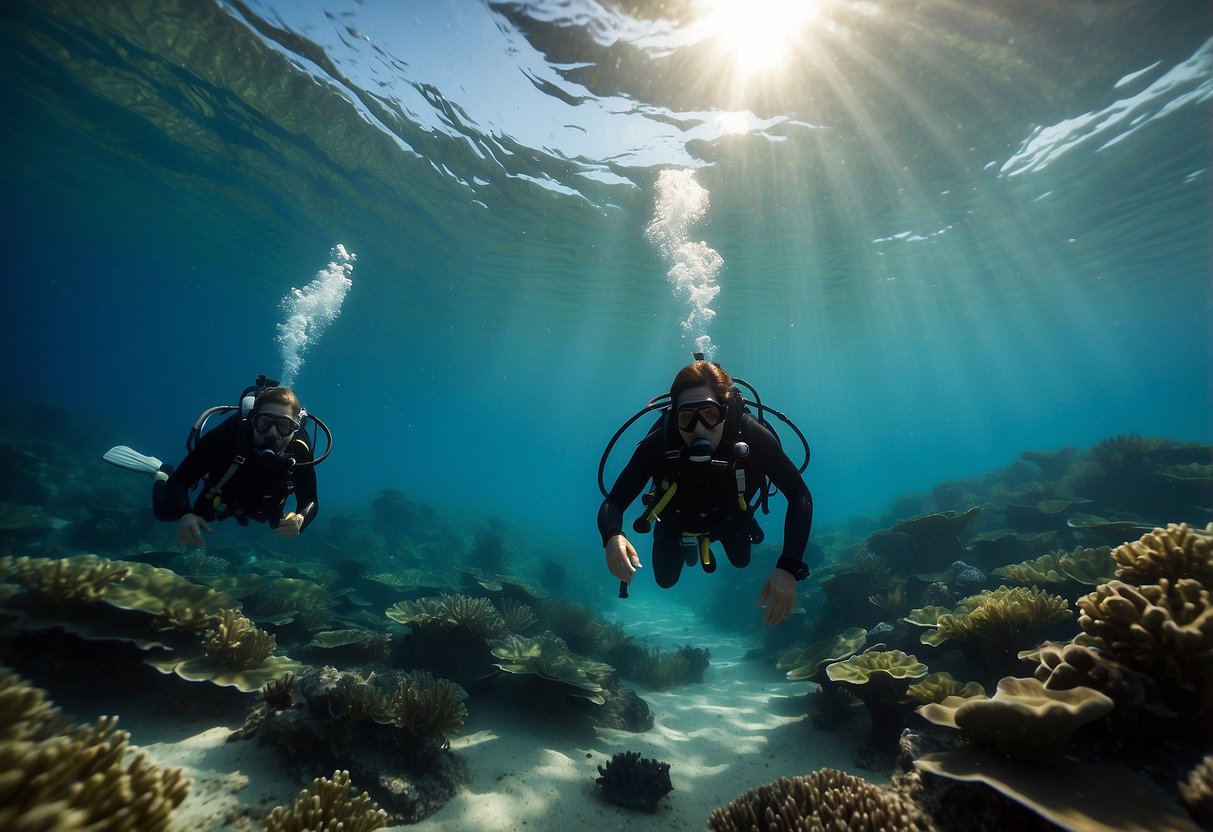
[103,445,165,476]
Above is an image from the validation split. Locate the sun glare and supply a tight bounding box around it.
[699,0,822,77]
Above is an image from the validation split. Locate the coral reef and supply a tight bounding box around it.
[826,648,928,750]
[1056,545,1117,585]
[263,769,388,832]
[916,676,1113,762]
[1110,522,1213,588]
[916,747,1201,832]
[0,668,190,831]
[925,586,1071,672]
[238,666,468,823]
[906,672,985,705]
[595,751,672,812]
[707,768,932,831]
[386,670,467,740]
[387,594,508,639]
[1180,754,1213,828]
[488,633,610,703]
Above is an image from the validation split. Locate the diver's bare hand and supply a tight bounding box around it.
[275,512,304,537]
[757,567,797,626]
[605,533,642,584]
[176,514,212,547]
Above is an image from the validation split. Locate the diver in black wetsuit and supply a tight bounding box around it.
[106,381,325,547]
[597,359,813,626]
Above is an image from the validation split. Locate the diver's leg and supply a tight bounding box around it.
[651,520,685,588]
[716,514,753,569]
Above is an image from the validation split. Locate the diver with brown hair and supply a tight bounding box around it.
[104,375,330,547]
[597,358,813,626]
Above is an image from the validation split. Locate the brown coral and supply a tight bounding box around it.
[0,554,131,609]
[1076,577,1213,708]
[916,676,1113,762]
[906,672,985,705]
[929,586,1071,665]
[1180,754,1213,828]
[387,670,467,739]
[0,670,190,831]
[1111,523,1213,588]
[263,769,388,832]
[707,768,933,831]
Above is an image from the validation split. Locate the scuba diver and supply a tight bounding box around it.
[103,375,331,547]
[597,358,813,626]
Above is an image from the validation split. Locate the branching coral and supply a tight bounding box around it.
[387,670,467,740]
[0,554,131,609]
[1180,754,1213,828]
[1110,523,1213,588]
[205,609,277,670]
[263,770,388,832]
[0,670,190,831]
[261,673,297,711]
[328,674,390,723]
[928,586,1071,665]
[707,768,932,831]
[498,598,537,633]
[992,553,1067,586]
[386,594,508,639]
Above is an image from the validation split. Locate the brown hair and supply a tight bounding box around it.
[670,360,734,407]
[254,387,302,418]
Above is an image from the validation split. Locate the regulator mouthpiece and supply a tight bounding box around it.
[689,436,713,463]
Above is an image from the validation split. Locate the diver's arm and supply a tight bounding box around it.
[747,416,813,567]
[293,465,319,532]
[153,424,229,521]
[597,430,662,583]
[596,430,662,543]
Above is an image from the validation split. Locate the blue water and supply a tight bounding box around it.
[1,0,1210,561]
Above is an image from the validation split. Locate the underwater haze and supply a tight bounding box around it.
[1,0,1210,554]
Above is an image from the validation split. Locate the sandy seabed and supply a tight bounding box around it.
[117,596,876,831]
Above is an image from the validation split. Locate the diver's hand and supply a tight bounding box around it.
[275,512,304,537]
[605,533,642,584]
[757,567,797,626]
[176,514,212,547]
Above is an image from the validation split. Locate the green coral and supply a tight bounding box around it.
[386,670,467,739]
[263,770,388,832]
[778,627,868,681]
[489,634,611,703]
[386,594,508,639]
[1057,545,1116,585]
[991,553,1067,585]
[0,554,131,609]
[205,609,277,670]
[906,672,986,705]
[928,586,1071,663]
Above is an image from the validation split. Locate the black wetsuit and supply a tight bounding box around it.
[597,411,812,587]
[153,415,318,531]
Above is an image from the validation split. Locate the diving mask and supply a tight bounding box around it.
[675,400,726,432]
[252,412,300,436]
